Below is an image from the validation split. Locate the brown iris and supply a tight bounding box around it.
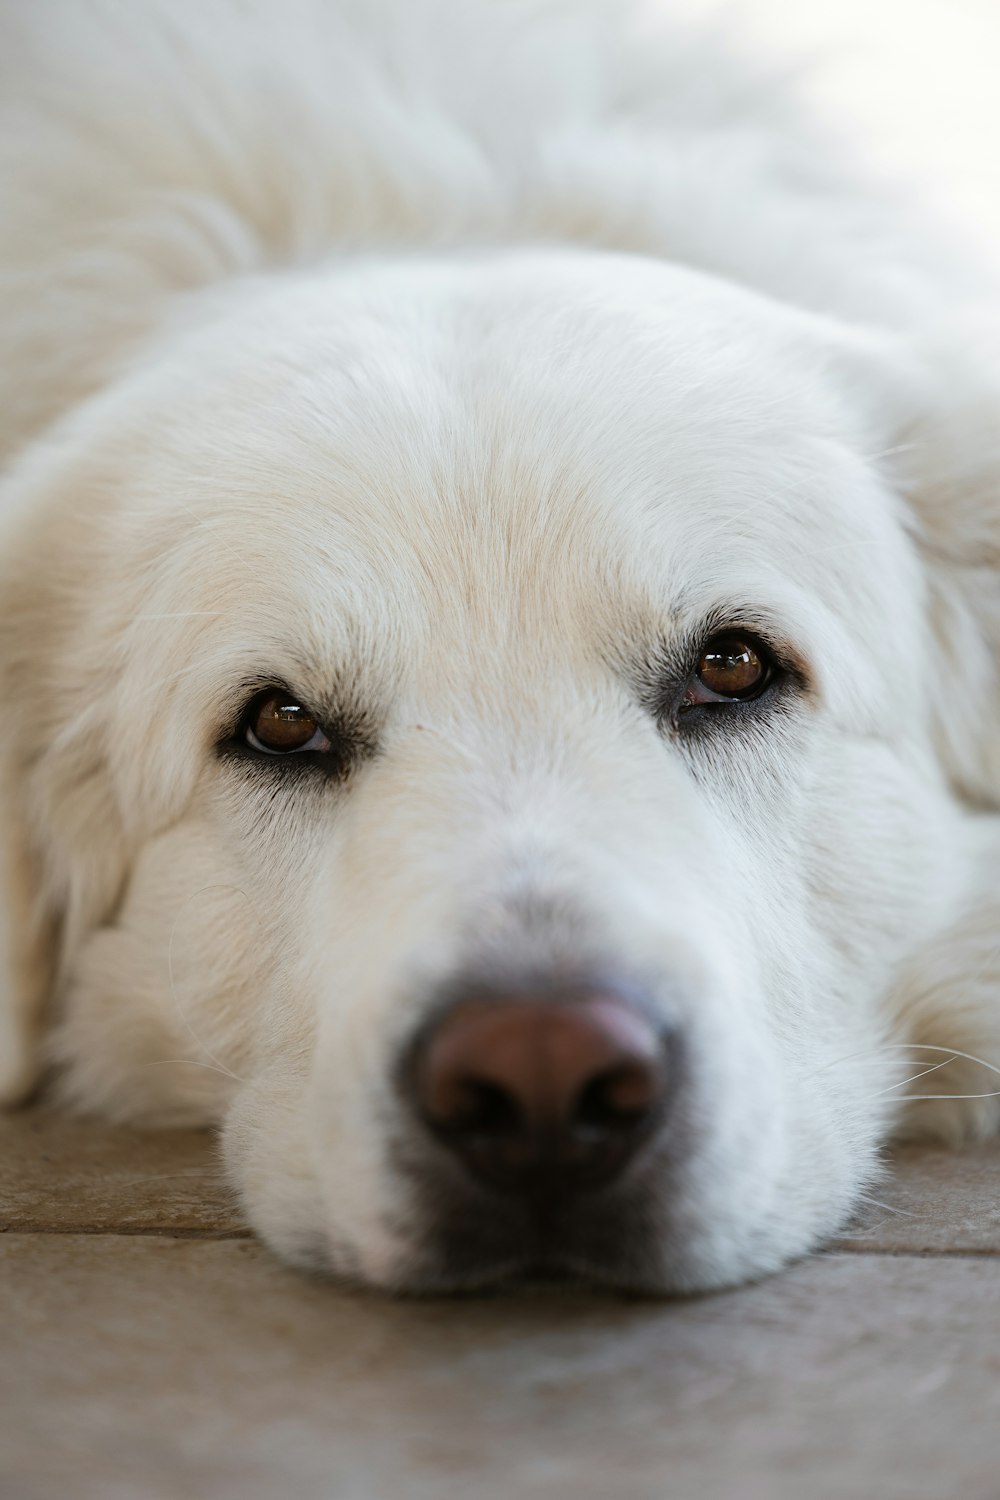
[692,635,771,702]
[245,691,328,754]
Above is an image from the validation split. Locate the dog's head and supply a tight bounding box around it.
[2,249,998,1290]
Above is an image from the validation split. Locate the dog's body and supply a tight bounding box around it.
[1,0,999,1292]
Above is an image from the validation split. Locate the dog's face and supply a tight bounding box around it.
[1,250,975,1290]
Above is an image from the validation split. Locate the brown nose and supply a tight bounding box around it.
[408,987,670,1195]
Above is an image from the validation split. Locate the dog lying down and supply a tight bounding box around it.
[1,0,999,1294]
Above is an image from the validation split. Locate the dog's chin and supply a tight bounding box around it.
[237,1124,827,1297]
[286,1233,809,1299]
[248,1196,673,1295]
[381,1257,624,1299]
[387,1234,665,1298]
[331,1240,670,1299]
[258,1192,819,1300]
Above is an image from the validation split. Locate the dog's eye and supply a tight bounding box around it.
[244,690,331,755]
[687,634,773,705]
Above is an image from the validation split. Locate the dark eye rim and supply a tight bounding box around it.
[686,630,777,707]
[242,688,330,757]
[640,623,801,734]
[676,629,784,724]
[218,684,365,778]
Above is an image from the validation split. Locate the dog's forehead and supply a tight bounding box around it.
[153,254,899,615]
[100,251,930,806]
[118,250,918,716]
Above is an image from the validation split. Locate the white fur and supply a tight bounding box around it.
[1,0,998,1292]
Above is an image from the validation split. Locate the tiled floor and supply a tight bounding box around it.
[3,1110,1000,1500]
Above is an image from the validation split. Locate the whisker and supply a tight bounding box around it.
[130,610,227,622]
[896,1090,1000,1102]
[860,440,925,465]
[140,1057,242,1080]
[805,1041,1000,1083]
[875,1056,957,1096]
[854,1193,918,1219]
[880,1044,1000,1080]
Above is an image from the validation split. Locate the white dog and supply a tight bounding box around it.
[1,0,998,1293]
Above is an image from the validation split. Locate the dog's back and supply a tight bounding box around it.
[0,0,976,472]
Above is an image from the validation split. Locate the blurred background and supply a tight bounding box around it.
[672,0,1000,260]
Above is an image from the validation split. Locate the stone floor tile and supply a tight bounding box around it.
[0,1110,245,1236]
[6,1109,1000,1254]
[833,1140,1000,1254]
[4,1237,1000,1500]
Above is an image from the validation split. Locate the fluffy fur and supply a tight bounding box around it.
[1,0,999,1292]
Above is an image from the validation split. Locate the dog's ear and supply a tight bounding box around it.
[893,320,1000,807]
[820,311,1000,807]
[885,327,1000,1139]
[0,446,131,1106]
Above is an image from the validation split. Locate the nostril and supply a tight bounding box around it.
[426,1076,523,1140]
[405,983,675,1197]
[573,1062,659,1137]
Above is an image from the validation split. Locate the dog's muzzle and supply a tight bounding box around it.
[396,975,684,1287]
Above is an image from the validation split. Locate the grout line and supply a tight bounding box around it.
[827,1243,1000,1260]
[2,1225,1000,1262]
[0,1223,252,1239]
